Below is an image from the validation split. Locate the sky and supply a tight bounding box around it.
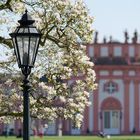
[84,0,140,43]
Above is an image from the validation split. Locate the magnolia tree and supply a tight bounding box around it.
[0,0,97,128]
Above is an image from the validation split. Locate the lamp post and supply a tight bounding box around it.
[9,10,42,140]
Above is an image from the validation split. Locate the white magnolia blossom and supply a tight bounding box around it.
[0,0,97,127]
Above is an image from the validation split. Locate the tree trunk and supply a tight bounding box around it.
[57,118,62,137]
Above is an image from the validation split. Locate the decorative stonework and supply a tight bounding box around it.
[101,97,122,110]
[104,81,118,94]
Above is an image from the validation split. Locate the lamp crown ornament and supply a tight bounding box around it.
[18,10,35,26]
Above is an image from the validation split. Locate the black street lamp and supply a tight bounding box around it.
[10,10,42,140]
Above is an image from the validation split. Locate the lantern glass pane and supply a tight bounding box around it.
[24,28,29,33]
[30,37,40,65]
[18,28,24,33]
[16,37,23,65]
[33,37,40,64]
[23,37,29,66]
[29,37,35,65]
[29,27,38,33]
[13,37,21,66]
[17,36,29,66]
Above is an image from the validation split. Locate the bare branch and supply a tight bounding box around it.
[0,0,13,11]
[0,36,13,48]
[0,112,22,117]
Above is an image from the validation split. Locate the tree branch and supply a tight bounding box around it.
[0,36,13,48]
[0,0,13,11]
[0,112,22,117]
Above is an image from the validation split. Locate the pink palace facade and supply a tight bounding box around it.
[1,31,140,135]
[85,31,140,135]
